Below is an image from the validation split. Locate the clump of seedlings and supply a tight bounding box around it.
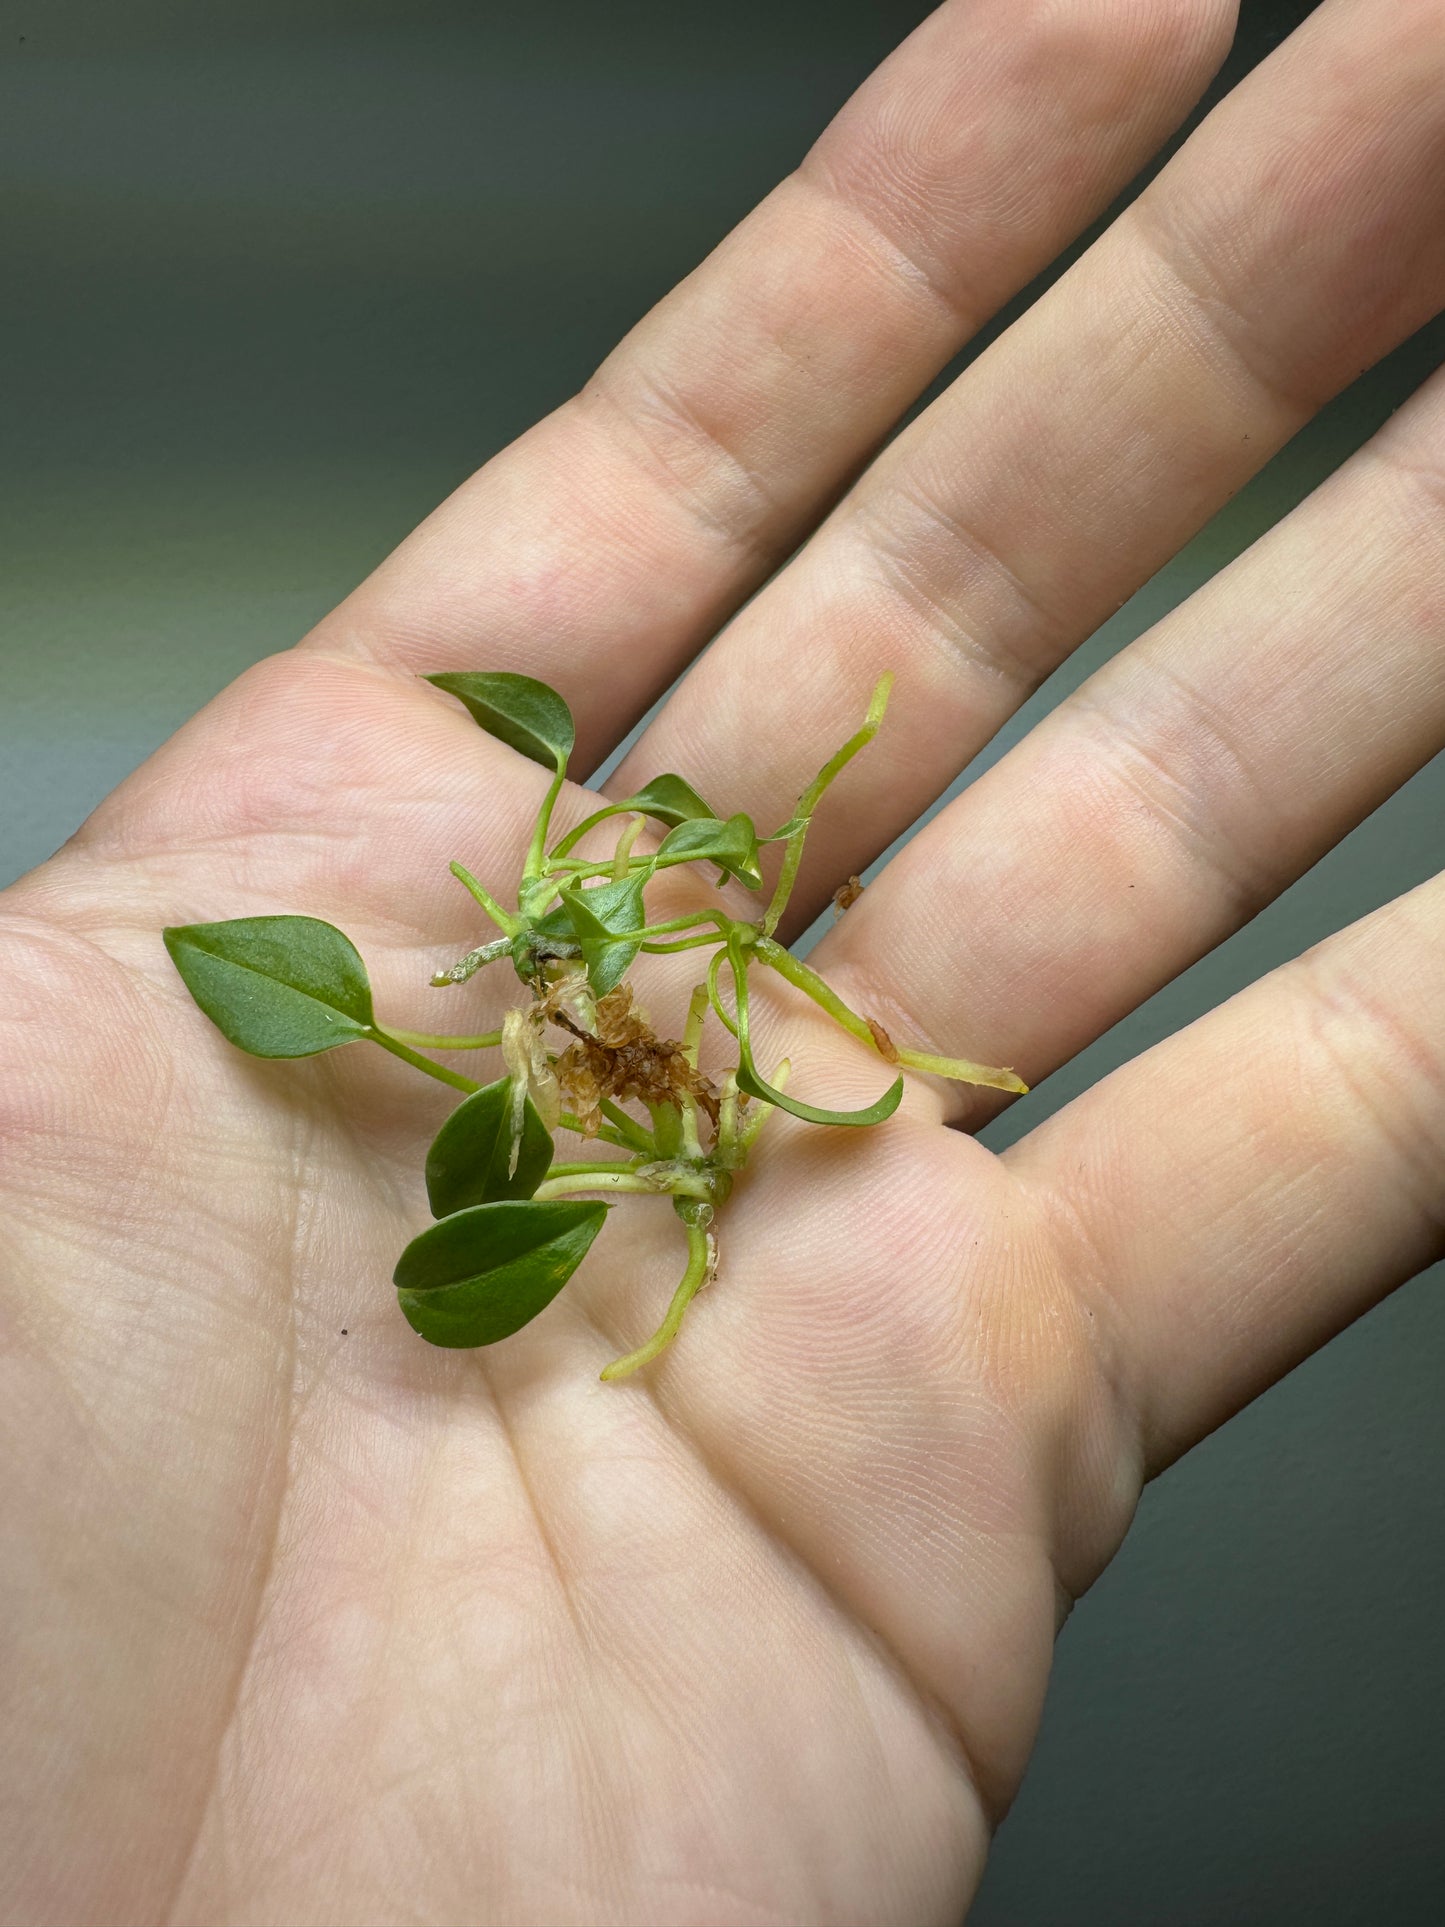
[165,672,1024,1378]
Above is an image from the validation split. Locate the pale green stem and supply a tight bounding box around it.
[755,935,1027,1092]
[753,936,874,1048]
[369,1031,480,1095]
[599,1099,657,1154]
[449,861,520,936]
[534,1170,711,1202]
[611,813,646,879]
[523,760,567,882]
[547,800,624,862]
[706,945,739,1038]
[543,1160,644,1180]
[675,981,712,1158]
[890,1046,1029,1095]
[557,1109,646,1155]
[680,982,710,1068]
[762,673,892,936]
[640,931,734,955]
[600,1218,712,1381]
[385,1027,502,1051]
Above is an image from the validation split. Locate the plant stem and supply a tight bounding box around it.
[890,1046,1028,1094]
[534,1169,711,1202]
[557,1109,646,1155]
[680,982,710,1068]
[737,1060,789,1150]
[706,945,739,1037]
[430,935,514,986]
[543,1160,644,1180]
[547,801,622,862]
[523,762,567,881]
[753,936,874,1048]
[611,813,645,879]
[754,936,1028,1092]
[385,1027,503,1051]
[762,673,892,935]
[370,1031,480,1094]
[449,862,520,936]
[600,1218,712,1380]
[640,931,733,955]
[599,1099,657,1153]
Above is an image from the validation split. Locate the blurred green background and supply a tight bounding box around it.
[2,1,1441,1919]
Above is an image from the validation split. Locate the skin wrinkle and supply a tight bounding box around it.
[799,155,985,338]
[1067,659,1282,920]
[579,365,788,567]
[1016,1164,1152,1582]
[1121,191,1319,416]
[615,1,1445,932]
[164,1090,303,1927]
[847,478,1067,698]
[1369,430,1445,524]
[1297,949,1445,1241]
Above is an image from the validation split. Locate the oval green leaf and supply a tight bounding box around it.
[656,811,763,890]
[560,872,648,996]
[164,915,374,1058]
[425,1077,554,1217]
[394,1199,608,1347]
[426,671,575,771]
[618,772,718,830]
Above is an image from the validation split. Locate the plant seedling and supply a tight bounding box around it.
[165,672,1025,1378]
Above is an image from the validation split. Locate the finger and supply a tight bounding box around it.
[1004,872,1445,1478]
[618,0,1445,922]
[809,354,1445,1118]
[303,0,1234,767]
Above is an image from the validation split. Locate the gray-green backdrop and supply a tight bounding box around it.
[2,3,1440,1919]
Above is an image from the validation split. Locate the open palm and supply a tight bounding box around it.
[5,3,1445,1922]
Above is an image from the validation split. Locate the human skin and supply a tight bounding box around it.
[4,0,1445,1921]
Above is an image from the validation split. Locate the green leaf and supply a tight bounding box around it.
[656,812,763,890]
[617,773,718,830]
[164,916,374,1058]
[725,933,901,1127]
[425,1077,554,1216]
[560,872,649,996]
[394,1199,608,1348]
[426,671,575,771]
[734,1058,904,1128]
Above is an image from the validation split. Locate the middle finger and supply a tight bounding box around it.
[616,0,1445,927]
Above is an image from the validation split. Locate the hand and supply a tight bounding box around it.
[4,2,1443,1921]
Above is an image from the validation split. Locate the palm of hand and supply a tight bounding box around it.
[3,651,1101,1926]
[8,0,1445,1920]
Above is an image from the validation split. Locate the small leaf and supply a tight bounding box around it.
[164,916,374,1058]
[735,1058,904,1128]
[425,1077,554,1216]
[761,815,808,843]
[617,773,718,830]
[394,1199,607,1348]
[656,812,763,890]
[561,872,649,996]
[426,671,575,771]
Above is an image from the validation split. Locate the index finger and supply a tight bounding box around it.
[303,0,1234,770]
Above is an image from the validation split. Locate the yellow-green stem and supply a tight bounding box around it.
[370,1031,480,1094]
[600,1219,712,1380]
[385,1027,503,1051]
